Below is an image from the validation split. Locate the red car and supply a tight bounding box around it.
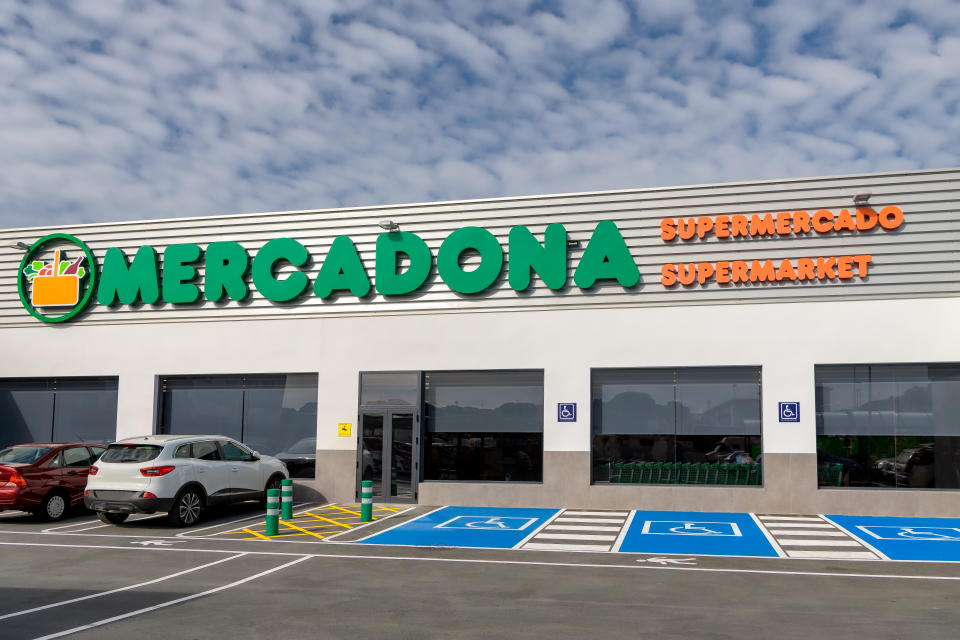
[0,443,106,521]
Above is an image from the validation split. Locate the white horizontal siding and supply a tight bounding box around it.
[1,168,958,328]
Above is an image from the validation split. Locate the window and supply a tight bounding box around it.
[194,441,221,461]
[592,367,762,485]
[63,447,96,467]
[100,444,162,463]
[221,441,255,462]
[423,370,543,482]
[816,364,960,489]
[0,377,118,448]
[159,374,318,472]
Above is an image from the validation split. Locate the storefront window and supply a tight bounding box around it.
[816,364,960,489]
[159,374,318,474]
[0,377,118,448]
[591,367,762,485]
[423,370,543,482]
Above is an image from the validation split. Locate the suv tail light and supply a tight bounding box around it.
[88,465,98,475]
[140,465,176,477]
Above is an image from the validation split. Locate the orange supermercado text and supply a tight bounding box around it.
[659,206,903,241]
[661,255,873,287]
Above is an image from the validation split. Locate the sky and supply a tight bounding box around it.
[1,0,959,229]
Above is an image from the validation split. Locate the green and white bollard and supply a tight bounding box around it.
[265,488,280,536]
[280,478,294,520]
[360,479,373,522]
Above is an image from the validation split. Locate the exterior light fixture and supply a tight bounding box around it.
[853,193,871,205]
[7,241,30,251]
[566,239,581,248]
[378,220,400,232]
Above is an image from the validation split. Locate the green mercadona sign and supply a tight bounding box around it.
[19,222,640,323]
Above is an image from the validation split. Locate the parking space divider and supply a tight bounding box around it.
[281,479,294,520]
[265,489,280,536]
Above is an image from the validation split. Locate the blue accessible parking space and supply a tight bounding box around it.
[618,511,779,558]
[358,506,560,549]
[828,515,960,562]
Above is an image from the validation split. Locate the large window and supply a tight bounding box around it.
[159,374,318,473]
[816,364,960,489]
[423,370,543,482]
[592,367,762,485]
[0,377,118,448]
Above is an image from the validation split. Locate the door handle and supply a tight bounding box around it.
[67,471,79,475]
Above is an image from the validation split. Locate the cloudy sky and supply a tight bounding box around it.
[1,0,958,228]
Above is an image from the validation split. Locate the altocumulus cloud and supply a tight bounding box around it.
[0,0,958,227]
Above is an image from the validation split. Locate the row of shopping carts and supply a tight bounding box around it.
[599,460,763,485]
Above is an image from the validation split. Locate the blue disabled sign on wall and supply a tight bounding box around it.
[358,506,558,549]
[828,515,960,562]
[619,511,778,557]
[558,403,577,422]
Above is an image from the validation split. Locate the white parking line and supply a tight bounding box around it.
[67,514,167,532]
[41,519,102,533]
[2,539,960,580]
[31,555,311,640]
[0,553,245,620]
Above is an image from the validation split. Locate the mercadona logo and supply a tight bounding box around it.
[17,233,98,323]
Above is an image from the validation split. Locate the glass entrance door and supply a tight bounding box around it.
[359,412,415,503]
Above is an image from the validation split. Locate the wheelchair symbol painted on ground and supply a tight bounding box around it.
[857,526,960,541]
[435,516,539,531]
[640,521,743,537]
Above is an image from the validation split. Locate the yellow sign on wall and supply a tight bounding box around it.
[337,423,352,437]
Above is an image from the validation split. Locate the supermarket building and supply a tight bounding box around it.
[1,168,959,516]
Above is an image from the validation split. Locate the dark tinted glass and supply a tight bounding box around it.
[101,444,162,463]
[242,374,317,457]
[592,367,762,485]
[63,446,97,467]
[0,379,54,447]
[424,371,543,434]
[424,432,543,481]
[160,377,243,441]
[51,378,118,443]
[159,374,318,467]
[193,441,221,461]
[221,441,254,462]
[816,364,960,488]
[360,373,418,407]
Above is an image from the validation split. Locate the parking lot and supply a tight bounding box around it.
[2,504,960,639]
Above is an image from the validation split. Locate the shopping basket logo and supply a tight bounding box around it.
[17,233,98,324]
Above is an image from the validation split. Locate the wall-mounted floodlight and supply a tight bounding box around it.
[378,220,400,232]
[853,193,872,205]
[6,241,30,251]
[566,239,581,248]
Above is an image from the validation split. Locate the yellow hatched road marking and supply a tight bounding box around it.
[379,507,401,513]
[279,520,328,540]
[329,505,361,516]
[243,528,272,541]
[305,512,355,529]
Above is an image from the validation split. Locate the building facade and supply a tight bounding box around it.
[2,168,959,516]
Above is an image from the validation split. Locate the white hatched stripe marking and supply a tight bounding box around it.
[545,525,622,532]
[761,522,834,529]
[522,542,612,552]
[759,516,824,522]
[786,550,878,559]
[768,530,847,537]
[778,539,864,547]
[553,517,625,524]
[536,533,618,542]
[562,511,629,517]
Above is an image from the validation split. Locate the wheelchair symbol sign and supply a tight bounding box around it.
[557,403,577,422]
[641,521,743,537]
[435,516,539,531]
[778,402,800,422]
[858,526,960,541]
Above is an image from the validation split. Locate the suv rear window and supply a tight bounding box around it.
[100,444,162,463]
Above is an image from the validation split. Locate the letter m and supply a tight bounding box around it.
[97,246,160,305]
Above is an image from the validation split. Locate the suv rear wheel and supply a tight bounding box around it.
[168,488,203,527]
